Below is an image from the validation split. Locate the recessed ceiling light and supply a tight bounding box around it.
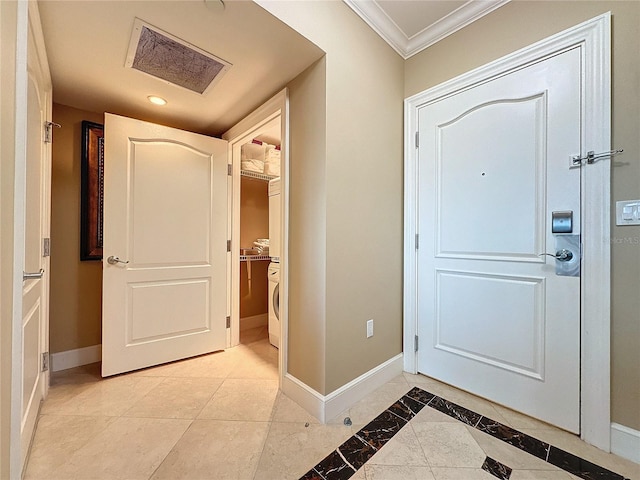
[147,95,167,106]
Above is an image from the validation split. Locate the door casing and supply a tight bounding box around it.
[403,13,611,450]
[223,89,289,389]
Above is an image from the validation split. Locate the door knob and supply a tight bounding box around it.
[107,256,129,265]
[538,249,573,262]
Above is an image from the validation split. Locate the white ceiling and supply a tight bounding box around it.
[38,1,509,136]
[345,0,510,59]
[37,0,324,136]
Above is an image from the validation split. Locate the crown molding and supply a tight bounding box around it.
[344,0,510,59]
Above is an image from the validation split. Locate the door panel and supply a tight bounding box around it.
[417,48,581,432]
[102,114,228,377]
[437,95,546,259]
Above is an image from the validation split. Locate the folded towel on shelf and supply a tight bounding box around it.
[241,159,264,173]
[264,145,280,176]
[241,142,265,162]
[264,163,280,176]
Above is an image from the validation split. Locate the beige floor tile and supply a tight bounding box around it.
[226,347,279,380]
[491,404,561,431]
[24,415,116,479]
[411,404,459,424]
[466,426,557,471]
[521,427,640,480]
[151,419,269,480]
[49,417,191,480]
[351,467,367,479]
[271,392,320,424]
[431,467,495,479]
[364,464,436,479]
[368,424,429,466]
[329,382,412,426]
[132,350,239,379]
[198,378,278,421]
[253,421,353,480]
[413,422,486,468]
[510,470,574,479]
[124,377,224,419]
[46,375,164,417]
[239,325,270,345]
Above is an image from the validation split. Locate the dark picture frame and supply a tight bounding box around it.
[80,121,104,261]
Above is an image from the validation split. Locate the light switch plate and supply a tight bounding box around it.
[616,200,640,225]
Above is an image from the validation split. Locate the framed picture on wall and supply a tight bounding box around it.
[80,120,104,261]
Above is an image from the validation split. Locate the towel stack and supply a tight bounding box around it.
[264,145,280,177]
[240,140,280,176]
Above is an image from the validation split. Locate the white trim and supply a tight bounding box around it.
[222,89,289,391]
[281,354,404,424]
[240,313,268,331]
[343,0,509,59]
[611,423,640,464]
[51,345,102,372]
[324,354,403,422]
[404,13,611,450]
[282,374,326,422]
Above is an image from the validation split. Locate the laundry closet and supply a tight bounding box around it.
[238,117,281,348]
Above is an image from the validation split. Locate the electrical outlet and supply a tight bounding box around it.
[366,319,374,338]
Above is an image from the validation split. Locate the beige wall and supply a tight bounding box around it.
[50,103,103,354]
[239,176,269,319]
[261,1,405,394]
[0,1,19,475]
[405,1,640,431]
[287,58,328,392]
[240,177,269,248]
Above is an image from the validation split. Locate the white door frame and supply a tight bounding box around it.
[403,14,611,450]
[223,89,289,388]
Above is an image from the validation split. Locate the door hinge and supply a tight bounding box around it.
[43,238,51,257]
[414,335,419,352]
[415,131,419,149]
[226,316,231,328]
[41,352,49,372]
[227,164,232,176]
[44,121,61,143]
[415,234,419,250]
[227,240,231,252]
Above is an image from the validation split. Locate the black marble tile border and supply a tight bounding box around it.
[299,386,631,480]
[482,456,512,479]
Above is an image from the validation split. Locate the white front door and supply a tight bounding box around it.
[19,2,52,469]
[417,48,581,432]
[102,114,228,377]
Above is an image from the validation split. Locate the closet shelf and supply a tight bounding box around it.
[240,170,278,182]
[240,255,271,262]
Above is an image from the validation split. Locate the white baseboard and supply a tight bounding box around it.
[325,353,404,422]
[282,353,404,424]
[611,422,640,464]
[51,344,101,372]
[282,374,326,422]
[240,313,268,331]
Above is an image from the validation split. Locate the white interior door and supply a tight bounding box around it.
[102,114,228,376]
[19,2,52,470]
[417,48,582,432]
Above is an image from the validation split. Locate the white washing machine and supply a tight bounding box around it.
[267,262,280,348]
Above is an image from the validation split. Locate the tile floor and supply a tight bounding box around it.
[25,326,638,480]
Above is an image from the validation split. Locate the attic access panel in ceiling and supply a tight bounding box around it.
[125,18,231,95]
